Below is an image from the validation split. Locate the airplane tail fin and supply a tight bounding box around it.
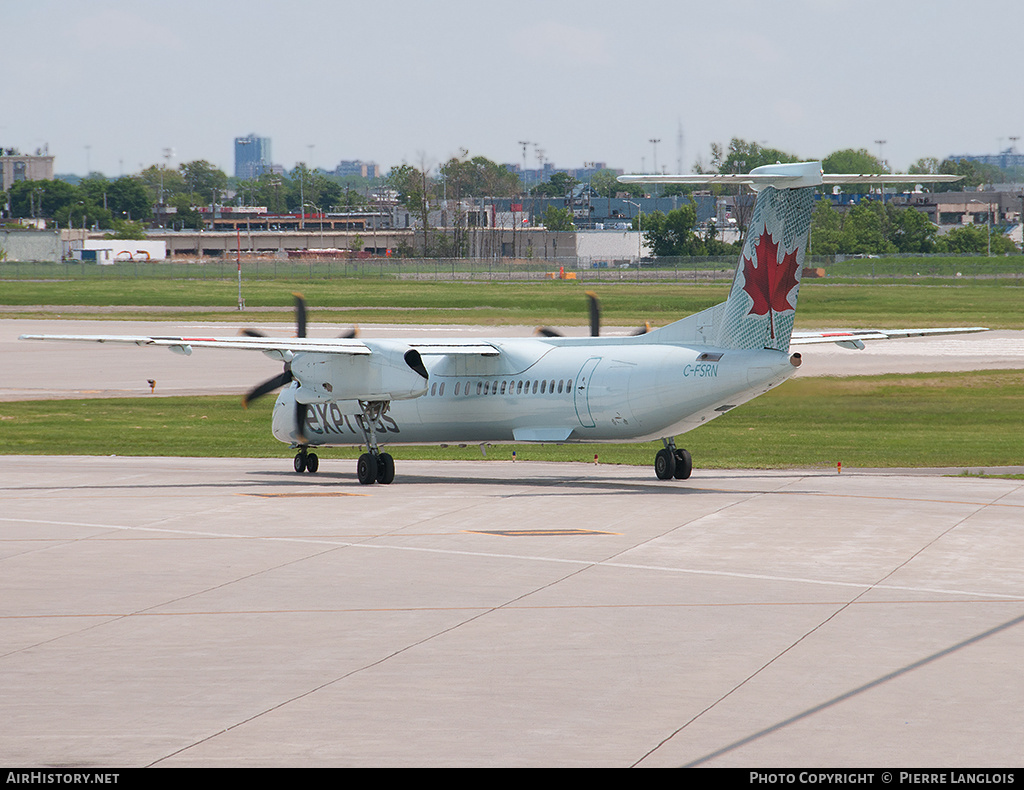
[714,165,816,351]
[619,162,960,352]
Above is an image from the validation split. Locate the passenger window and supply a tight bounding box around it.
[549,379,555,392]
[455,382,461,396]
[483,381,490,395]
[500,381,507,395]
[566,379,572,391]
[439,382,445,396]
[517,381,523,394]
[476,381,483,395]
[532,380,539,394]
[492,380,498,394]
[540,380,546,394]
[557,380,564,394]
[430,383,436,396]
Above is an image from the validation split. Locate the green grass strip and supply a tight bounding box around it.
[2,279,1022,329]
[2,370,1021,469]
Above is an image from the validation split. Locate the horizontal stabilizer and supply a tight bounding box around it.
[619,161,962,191]
[791,327,988,347]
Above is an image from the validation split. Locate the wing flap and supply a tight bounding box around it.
[408,341,500,357]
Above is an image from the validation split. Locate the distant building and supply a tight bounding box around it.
[505,161,620,188]
[335,160,380,179]
[947,148,1024,171]
[234,134,272,179]
[1,152,55,192]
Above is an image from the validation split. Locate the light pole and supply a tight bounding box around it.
[298,163,306,230]
[875,139,887,205]
[649,138,661,198]
[305,202,324,248]
[625,199,642,264]
[518,140,533,185]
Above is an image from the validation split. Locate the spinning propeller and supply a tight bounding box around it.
[536,291,651,338]
[240,293,358,442]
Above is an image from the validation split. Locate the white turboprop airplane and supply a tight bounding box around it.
[21,161,984,485]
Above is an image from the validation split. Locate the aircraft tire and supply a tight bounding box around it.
[377,453,395,485]
[305,453,319,473]
[357,453,378,485]
[294,453,307,474]
[654,448,676,480]
[673,449,692,480]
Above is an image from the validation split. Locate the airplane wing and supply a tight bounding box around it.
[18,334,374,356]
[790,327,988,349]
[19,334,504,358]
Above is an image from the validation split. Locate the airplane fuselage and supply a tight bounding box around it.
[271,337,798,447]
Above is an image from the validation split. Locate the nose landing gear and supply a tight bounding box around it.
[294,447,319,474]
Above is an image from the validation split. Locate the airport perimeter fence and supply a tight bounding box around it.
[2,254,1023,283]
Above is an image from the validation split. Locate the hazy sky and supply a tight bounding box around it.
[3,0,1020,178]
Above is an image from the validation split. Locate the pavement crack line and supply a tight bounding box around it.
[146,493,714,767]
[632,489,1007,768]
[678,609,1024,768]
[146,548,618,767]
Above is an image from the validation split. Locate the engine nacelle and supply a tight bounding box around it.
[289,342,428,403]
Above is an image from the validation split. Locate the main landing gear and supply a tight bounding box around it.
[354,400,395,486]
[655,438,692,481]
[294,447,319,473]
[356,451,395,485]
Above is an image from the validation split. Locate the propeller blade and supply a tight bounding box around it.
[240,328,266,338]
[293,293,307,338]
[631,321,653,336]
[242,369,293,408]
[339,326,360,339]
[535,327,563,338]
[585,291,601,337]
[295,400,308,443]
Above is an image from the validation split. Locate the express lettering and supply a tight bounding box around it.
[303,405,401,436]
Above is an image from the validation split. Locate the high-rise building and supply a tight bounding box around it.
[335,160,380,179]
[234,134,272,179]
[0,152,54,192]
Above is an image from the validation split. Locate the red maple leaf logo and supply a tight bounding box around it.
[741,225,800,338]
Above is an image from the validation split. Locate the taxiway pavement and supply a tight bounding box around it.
[3,317,1023,766]
[2,455,1023,767]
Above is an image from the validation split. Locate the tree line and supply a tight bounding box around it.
[2,158,382,232]
[4,139,1018,254]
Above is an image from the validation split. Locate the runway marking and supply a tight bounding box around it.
[240,492,368,498]
[465,529,617,536]
[3,598,1022,621]
[784,490,1024,509]
[2,515,1020,601]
